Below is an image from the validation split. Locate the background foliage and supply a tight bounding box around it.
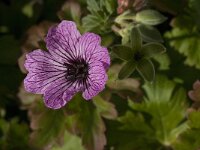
[0,0,200,149]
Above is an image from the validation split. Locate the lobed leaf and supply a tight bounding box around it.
[112,45,134,61]
[129,75,188,145]
[131,27,142,51]
[141,42,166,58]
[118,61,137,79]
[137,59,155,82]
[139,24,163,42]
[29,101,66,149]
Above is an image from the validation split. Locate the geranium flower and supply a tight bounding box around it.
[24,20,110,109]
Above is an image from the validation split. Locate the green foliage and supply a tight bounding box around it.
[82,0,116,33]
[115,75,188,149]
[165,27,200,69]
[165,0,200,69]
[112,45,134,61]
[112,27,165,81]
[93,96,117,119]
[66,94,117,150]
[152,53,170,70]
[135,9,167,26]
[173,111,200,150]
[52,131,85,150]
[114,111,159,150]
[136,59,155,82]
[119,61,137,79]
[1,0,200,149]
[141,43,166,58]
[114,9,165,44]
[29,101,66,149]
[131,75,188,145]
[138,24,164,43]
[131,27,142,51]
[0,118,30,150]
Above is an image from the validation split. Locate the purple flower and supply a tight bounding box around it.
[24,20,110,109]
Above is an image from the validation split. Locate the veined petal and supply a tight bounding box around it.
[25,50,67,71]
[45,20,81,61]
[76,32,110,69]
[43,80,77,109]
[24,50,66,94]
[90,46,110,70]
[82,62,108,100]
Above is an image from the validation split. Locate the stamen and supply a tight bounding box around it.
[64,58,89,84]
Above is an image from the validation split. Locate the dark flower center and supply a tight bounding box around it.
[134,52,143,61]
[64,59,89,82]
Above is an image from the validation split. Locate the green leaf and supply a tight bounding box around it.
[86,0,100,13]
[83,0,113,33]
[139,24,163,42]
[120,25,132,45]
[67,94,107,150]
[107,65,140,91]
[104,0,116,14]
[0,118,30,150]
[137,59,155,82]
[112,45,134,61]
[29,101,66,149]
[131,27,142,51]
[82,14,104,32]
[81,105,106,150]
[118,61,137,79]
[173,129,200,150]
[82,13,111,34]
[93,96,117,119]
[152,53,170,70]
[165,27,200,69]
[136,9,167,25]
[52,131,85,150]
[142,75,175,102]
[107,110,161,150]
[188,111,200,128]
[141,42,166,58]
[164,0,200,69]
[173,111,200,150]
[129,75,188,145]
[118,111,153,134]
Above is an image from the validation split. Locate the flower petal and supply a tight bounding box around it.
[43,80,77,109]
[24,50,66,94]
[76,32,110,69]
[82,62,108,100]
[45,20,81,62]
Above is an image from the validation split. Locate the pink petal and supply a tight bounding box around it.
[45,20,81,61]
[76,32,110,69]
[24,50,66,94]
[43,80,77,109]
[82,62,108,100]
